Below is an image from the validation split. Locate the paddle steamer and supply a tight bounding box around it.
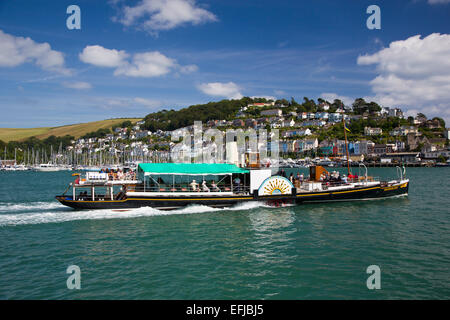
[56,161,409,210]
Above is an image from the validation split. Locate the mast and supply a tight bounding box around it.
[343,117,351,175]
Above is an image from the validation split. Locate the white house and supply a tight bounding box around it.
[261,109,282,117]
[315,112,329,120]
[297,112,308,120]
[329,113,343,123]
[136,130,151,139]
[444,128,450,140]
[319,103,330,111]
[364,127,383,136]
[390,126,419,136]
[380,107,390,116]
[283,128,312,138]
[301,120,326,127]
[388,108,404,118]
[303,138,319,151]
[282,119,296,127]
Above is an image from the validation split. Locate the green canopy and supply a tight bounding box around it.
[138,163,249,175]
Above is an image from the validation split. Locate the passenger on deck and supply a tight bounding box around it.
[202,180,210,192]
[211,180,220,192]
[190,180,198,192]
[233,177,241,193]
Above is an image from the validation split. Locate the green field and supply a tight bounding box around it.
[0,118,142,142]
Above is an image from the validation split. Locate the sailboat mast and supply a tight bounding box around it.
[343,117,351,175]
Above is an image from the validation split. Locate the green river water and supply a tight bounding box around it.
[0,167,449,299]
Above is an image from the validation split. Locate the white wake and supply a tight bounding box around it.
[0,201,271,227]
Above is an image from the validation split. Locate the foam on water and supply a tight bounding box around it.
[0,200,271,227]
[0,202,63,213]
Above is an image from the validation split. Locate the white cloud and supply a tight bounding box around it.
[197,82,243,99]
[79,45,196,77]
[320,93,354,106]
[0,29,69,74]
[62,81,92,90]
[104,98,132,108]
[134,97,163,108]
[178,64,198,74]
[118,0,217,33]
[115,51,175,77]
[357,33,450,123]
[79,45,129,68]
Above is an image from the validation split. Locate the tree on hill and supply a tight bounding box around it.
[81,128,111,140]
[332,99,344,109]
[1,135,75,161]
[251,97,273,103]
[275,98,290,106]
[351,98,381,115]
[290,97,299,107]
[302,97,316,112]
[142,98,248,132]
[367,101,381,114]
[417,113,427,120]
[352,98,367,115]
[432,117,446,128]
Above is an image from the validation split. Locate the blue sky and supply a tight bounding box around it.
[0,0,449,127]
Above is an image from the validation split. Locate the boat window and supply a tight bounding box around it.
[140,173,235,192]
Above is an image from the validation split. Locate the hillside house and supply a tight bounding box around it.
[261,109,282,117]
[364,127,383,136]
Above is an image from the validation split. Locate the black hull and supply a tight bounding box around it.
[56,181,409,211]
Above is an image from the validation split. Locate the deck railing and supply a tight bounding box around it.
[128,184,250,194]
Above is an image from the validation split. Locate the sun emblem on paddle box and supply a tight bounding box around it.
[258,176,294,196]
